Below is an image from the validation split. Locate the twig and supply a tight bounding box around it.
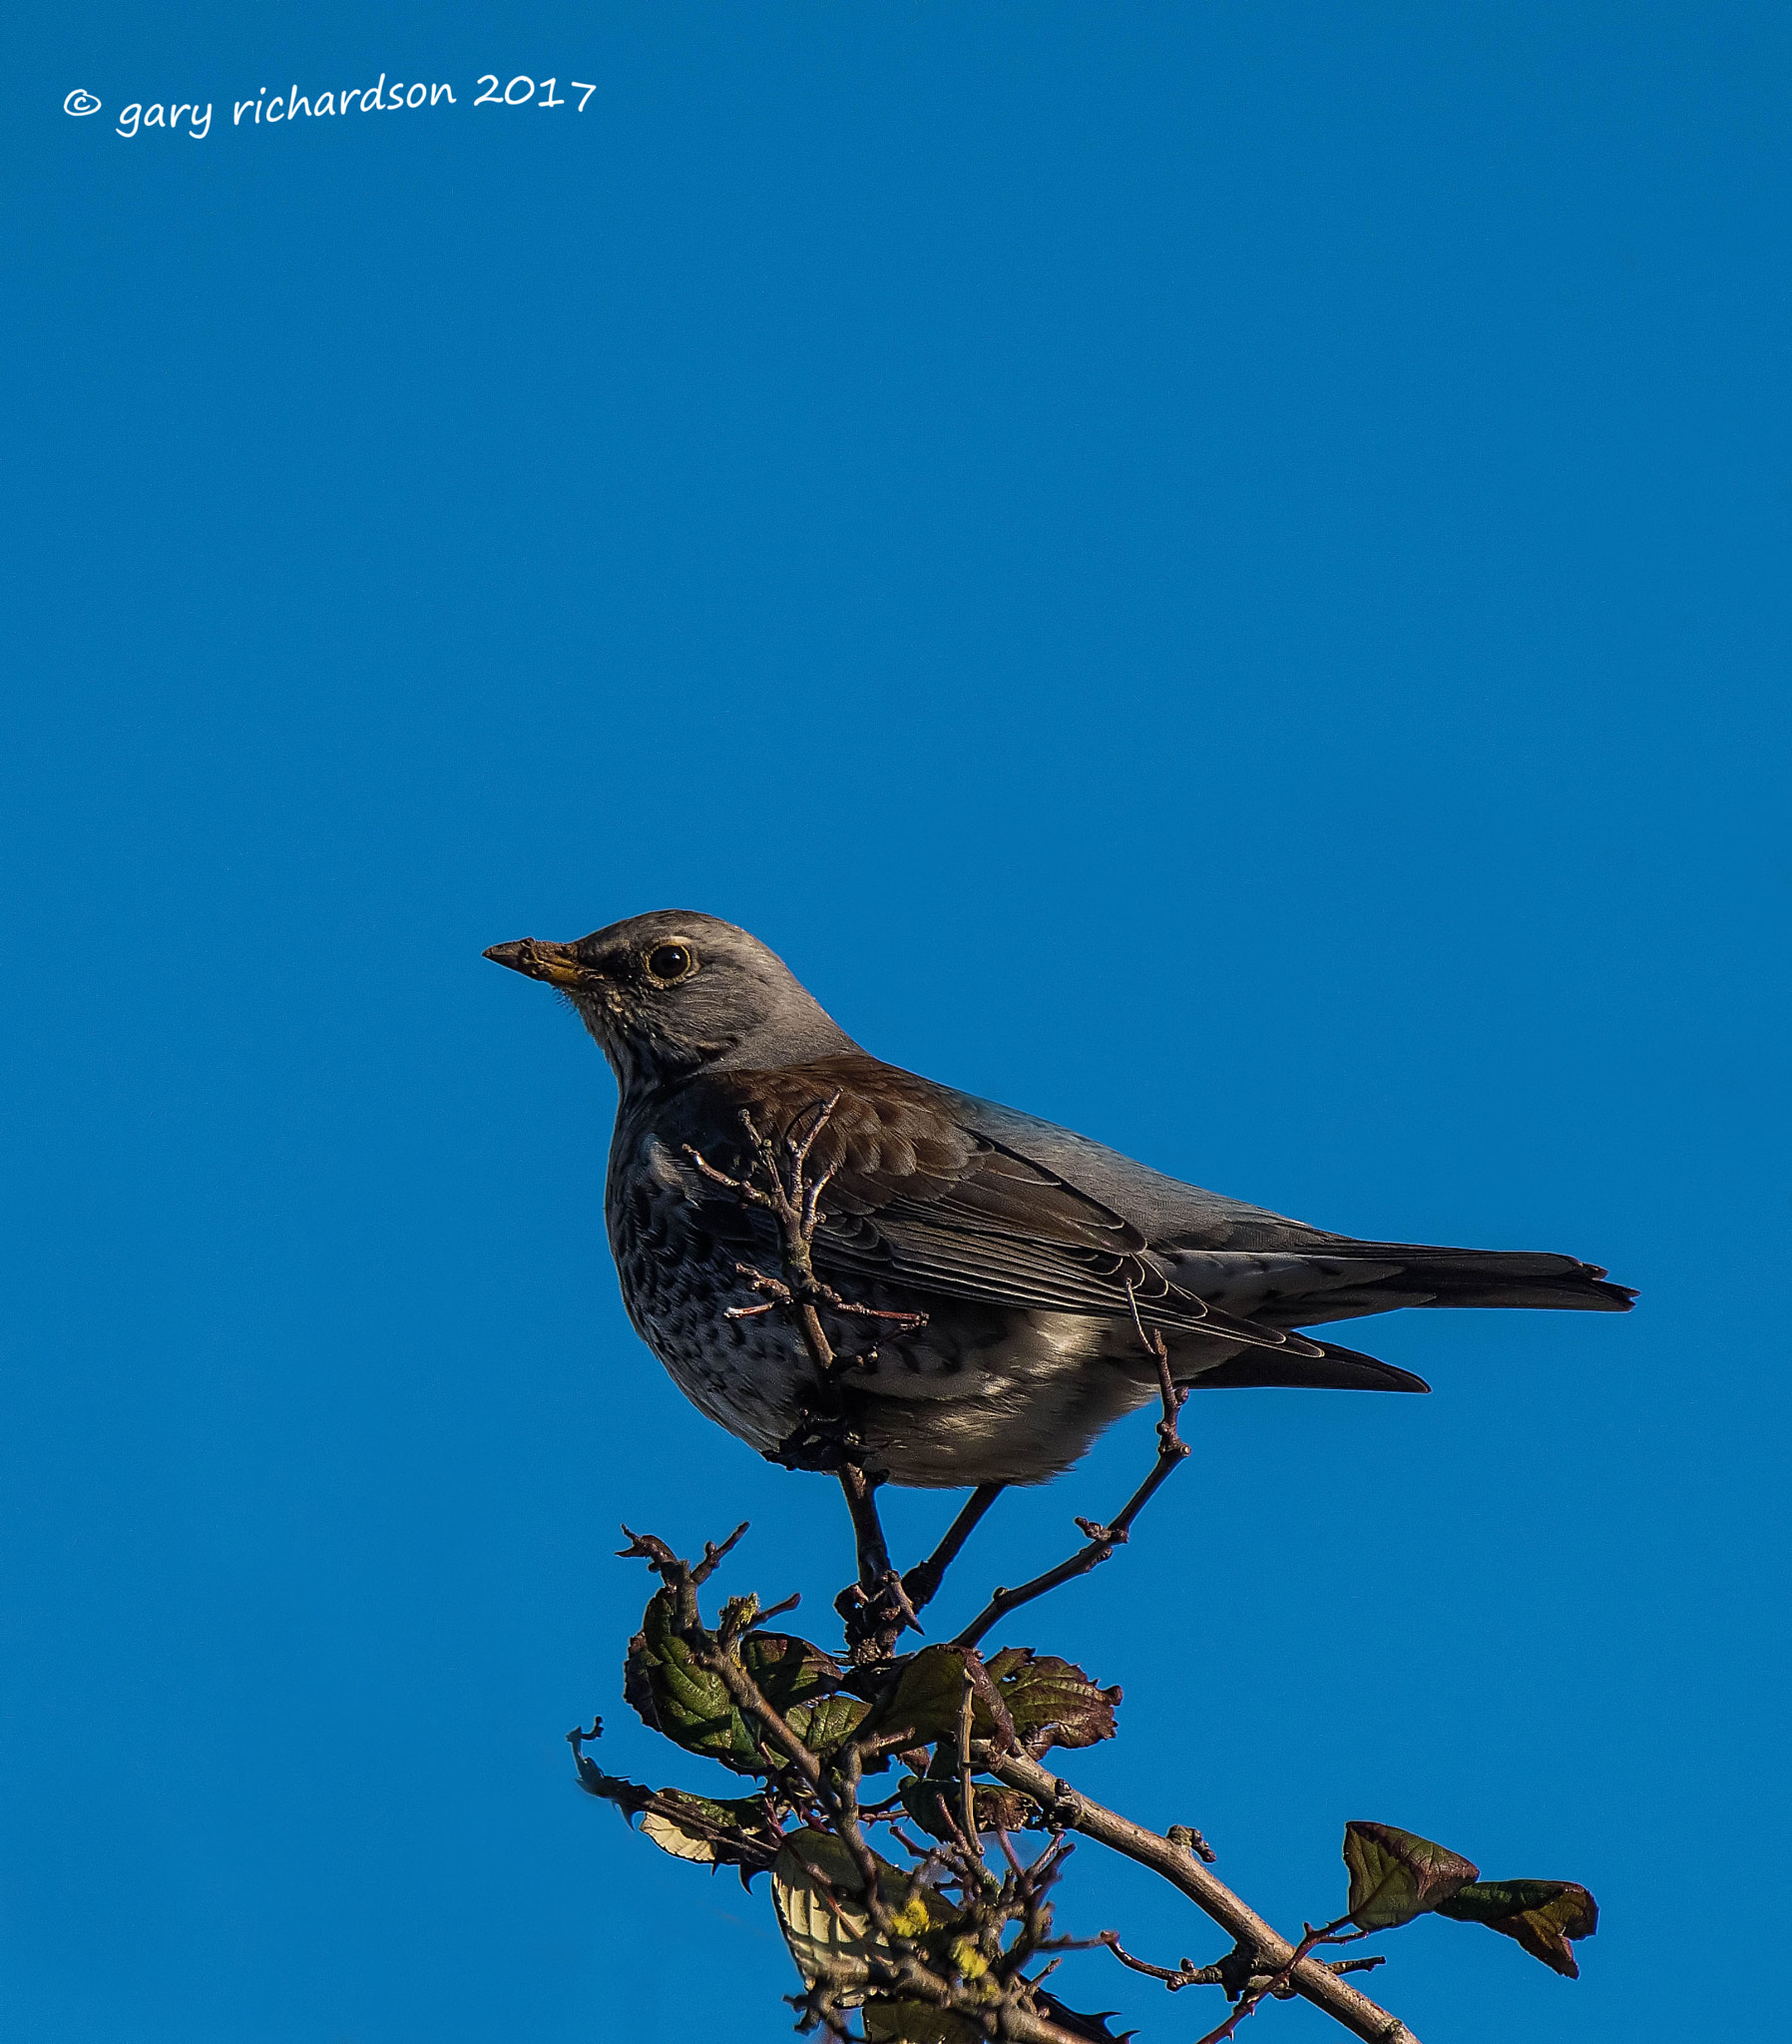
[975,1744,1421,2044]
[957,1661,977,1850]
[1188,1917,1369,2044]
[1096,1930,1223,1990]
[952,1326,1190,1651]
[687,1103,931,1661]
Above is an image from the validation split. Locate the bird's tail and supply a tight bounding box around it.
[1326,1241,1636,1314]
[1176,1242,1633,1393]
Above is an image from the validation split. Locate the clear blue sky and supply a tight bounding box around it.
[5,6,1787,2040]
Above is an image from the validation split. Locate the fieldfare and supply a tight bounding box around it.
[486,911,1631,1490]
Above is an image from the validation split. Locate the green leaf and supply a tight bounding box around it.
[1436,1880,1598,1978]
[740,1627,870,1758]
[1342,1821,1479,1929]
[624,1595,866,1773]
[862,1645,972,1746]
[784,1687,872,1760]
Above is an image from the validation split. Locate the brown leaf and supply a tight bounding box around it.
[859,1645,1119,1755]
[898,1775,1042,1841]
[1436,1880,1598,1978]
[985,1647,1120,1750]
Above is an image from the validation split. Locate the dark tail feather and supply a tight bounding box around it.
[1242,1243,1638,1326]
[1360,1243,1636,1313]
[1185,1340,1430,1394]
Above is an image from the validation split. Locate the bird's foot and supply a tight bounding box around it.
[835,1568,922,1665]
[763,1410,871,1474]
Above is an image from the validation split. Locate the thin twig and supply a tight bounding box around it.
[1096,1930,1222,1990]
[688,1102,928,1660]
[1188,1917,1367,2044]
[565,1719,785,1872]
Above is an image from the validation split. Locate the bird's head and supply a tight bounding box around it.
[483,910,856,1087]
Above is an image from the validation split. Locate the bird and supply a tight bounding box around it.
[485,910,1632,1491]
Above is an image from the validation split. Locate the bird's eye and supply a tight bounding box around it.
[646,942,694,982]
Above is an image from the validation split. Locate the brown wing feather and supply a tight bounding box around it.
[692,1058,1322,1357]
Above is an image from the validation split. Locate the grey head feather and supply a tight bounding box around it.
[552,910,858,1088]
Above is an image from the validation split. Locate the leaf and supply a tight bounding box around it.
[862,1646,973,1746]
[785,1687,872,1760]
[636,1790,775,1868]
[1342,1821,1479,1929]
[773,1830,879,1995]
[1436,1880,1598,1978]
[625,1594,866,1773]
[771,1829,954,1995]
[985,1647,1121,1750]
[860,1645,1120,1755]
[641,1807,722,1861]
[1032,1992,1136,2042]
[863,2002,982,2043]
[624,1595,738,1760]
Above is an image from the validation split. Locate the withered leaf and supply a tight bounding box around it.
[985,1647,1120,1750]
[860,1645,1119,1754]
[863,2003,983,2043]
[1033,1992,1137,2042]
[1342,1820,1479,1929]
[1437,1879,1598,1978]
[898,1775,1042,1841]
[771,1829,955,1993]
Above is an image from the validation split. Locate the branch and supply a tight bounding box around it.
[976,1745,1422,2044]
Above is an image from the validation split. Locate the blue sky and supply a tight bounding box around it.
[4,5,1787,2040]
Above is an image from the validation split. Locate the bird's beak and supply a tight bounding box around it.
[483,937,589,988]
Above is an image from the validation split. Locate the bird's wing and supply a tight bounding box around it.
[687,1059,1324,1359]
[933,1083,1632,1316]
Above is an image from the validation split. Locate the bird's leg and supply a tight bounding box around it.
[837,1463,892,1582]
[832,1464,922,1663]
[900,1482,1008,1616]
